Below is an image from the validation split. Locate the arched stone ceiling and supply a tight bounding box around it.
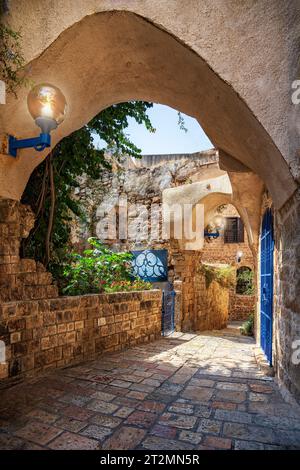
[0,11,296,207]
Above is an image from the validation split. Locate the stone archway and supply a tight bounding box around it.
[0,9,296,208]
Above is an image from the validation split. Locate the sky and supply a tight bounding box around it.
[94,103,213,155]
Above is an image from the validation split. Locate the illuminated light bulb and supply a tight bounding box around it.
[27,83,67,134]
[213,215,225,230]
[41,102,53,119]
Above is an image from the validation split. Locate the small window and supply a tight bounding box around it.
[224,217,244,243]
[236,266,254,295]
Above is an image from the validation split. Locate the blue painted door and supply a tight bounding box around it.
[260,208,274,365]
[131,250,175,336]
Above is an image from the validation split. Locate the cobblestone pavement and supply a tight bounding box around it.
[1,328,300,450]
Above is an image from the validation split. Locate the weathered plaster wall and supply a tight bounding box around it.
[3,0,299,171]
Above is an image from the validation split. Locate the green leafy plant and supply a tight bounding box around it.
[199,264,235,289]
[0,22,27,96]
[236,267,254,295]
[240,313,254,336]
[61,238,134,296]
[105,279,152,293]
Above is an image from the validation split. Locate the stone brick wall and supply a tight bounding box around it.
[273,190,300,404]
[0,199,58,302]
[229,291,255,321]
[170,249,228,332]
[0,290,162,380]
[170,249,202,331]
[193,274,229,331]
[202,204,254,266]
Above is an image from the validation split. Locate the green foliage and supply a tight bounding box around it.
[240,313,254,336]
[105,279,152,293]
[236,268,254,295]
[21,101,155,267]
[177,111,188,133]
[61,238,134,296]
[199,264,235,289]
[0,21,27,96]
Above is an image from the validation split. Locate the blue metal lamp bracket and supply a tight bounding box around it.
[8,133,51,158]
[204,231,220,239]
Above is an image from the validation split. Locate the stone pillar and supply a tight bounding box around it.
[173,280,182,331]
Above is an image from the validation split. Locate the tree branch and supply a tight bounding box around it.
[45,153,55,265]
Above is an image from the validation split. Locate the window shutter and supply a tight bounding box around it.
[224,217,236,243]
[237,218,244,243]
[224,217,244,243]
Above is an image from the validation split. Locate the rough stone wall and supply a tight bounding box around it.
[170,249,229,332]
[71,150,218,251]
[273,190,300,404]
[229,292,255,322]
[193,275,229,331]
[170,250,202,331]
[0,199,58,302]
[0,290,161,380]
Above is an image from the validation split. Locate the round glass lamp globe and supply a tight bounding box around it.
[27,83,67,125]
[213,215,225,229]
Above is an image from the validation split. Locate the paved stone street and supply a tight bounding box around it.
[0,328,300,450]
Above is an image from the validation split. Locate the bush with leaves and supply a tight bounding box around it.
[236,268,254,295]
[62,238,132,295]
[240,313,254,336]
[199,264,235,289]
[105,279,152,293]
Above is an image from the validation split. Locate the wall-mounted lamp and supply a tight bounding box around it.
[204,215,225,240]
[236,250,243,263]
[204,229,220,240]
[7,83,67,157]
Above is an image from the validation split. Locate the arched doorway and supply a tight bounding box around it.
[0,11,296,207]
[260,208,274,365]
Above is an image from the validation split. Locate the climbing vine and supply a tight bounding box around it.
[199,264,235,289]
[0,17,26,96]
